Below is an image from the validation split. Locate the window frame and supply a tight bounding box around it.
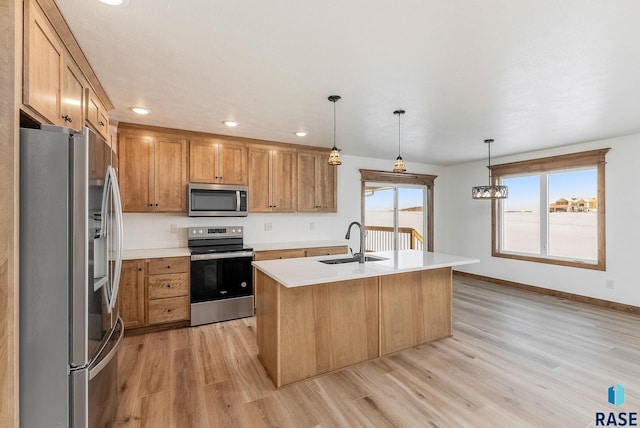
[360,169,436,251]
[490,148,610,271]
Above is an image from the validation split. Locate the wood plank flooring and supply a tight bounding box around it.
[116,275,640,427]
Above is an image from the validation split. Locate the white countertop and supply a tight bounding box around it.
[122,248,191,260]
[252,250,479,288]
[249,240,348,252]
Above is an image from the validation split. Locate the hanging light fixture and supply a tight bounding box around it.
[327,95,342,165]
[471,139,508,199]
[393,109,406,173]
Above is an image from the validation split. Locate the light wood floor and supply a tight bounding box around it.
[116,276,640,427]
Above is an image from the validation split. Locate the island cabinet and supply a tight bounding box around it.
[189,138,248,185]
[119,257,190,334]
[119,127,189,213]
[248,145,297,212]
[253,249,479,387]
[297,151,337,212]
[256,271,379,387]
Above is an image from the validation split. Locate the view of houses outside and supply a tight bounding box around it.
[501,169,597,261]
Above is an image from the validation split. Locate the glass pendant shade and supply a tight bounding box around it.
[393,109,406,173]
[328,146,342,165]
[327,95,342,165]
[472,138,508,200]
[393,156,406,173]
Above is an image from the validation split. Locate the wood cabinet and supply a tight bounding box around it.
[190,138,247,185]
[61,57,85,128]
[119,260,146,329]
[248,146,297,212]
[23,0,64,126]
[119,257,190,334]
[297,151,337,212]
[119,128,188,213]
[85,88,109,139]
[253,245,348,261]
[23,0,109,134]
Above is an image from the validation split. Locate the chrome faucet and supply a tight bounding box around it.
[345,221,366,263]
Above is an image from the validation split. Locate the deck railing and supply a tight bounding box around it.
[364,226,424,252]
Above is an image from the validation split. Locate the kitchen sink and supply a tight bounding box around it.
[318,255,388,264]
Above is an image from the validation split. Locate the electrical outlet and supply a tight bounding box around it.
[309,222,315,231]
[264,222,272,232]
[606,280,615,290]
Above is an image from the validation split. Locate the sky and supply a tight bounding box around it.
[503,169,597,212]
[365,186,424,211]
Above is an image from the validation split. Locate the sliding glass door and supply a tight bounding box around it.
[363,182,427,252]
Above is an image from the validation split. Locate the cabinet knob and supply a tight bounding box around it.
[61,114,72,123]
[166,284,171,288]
[99,121,105,127]
[167,265,171,269]
[155,204,158,207]
[138,268,142,271]
[149,204,153,207]
[167,309,172,313]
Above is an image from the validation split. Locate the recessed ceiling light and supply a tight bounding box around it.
[131,107,150,115]
[99,0,128,5]
[295,131,307,137]
[223,121,239,127]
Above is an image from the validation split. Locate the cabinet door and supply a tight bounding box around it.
[119,134,154,212]
[271,149,296,212]
[248,147,272,212]
[119,260,146,329]
[218,141,248,185]
[189,139,218,183]
[61,57,85,131]
[23,0,63,125]
[154,137,188,212]
[86,89,109,139]
[297,152,318,212]
[317,156,337,212]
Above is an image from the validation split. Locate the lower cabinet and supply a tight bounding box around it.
[253,245,347,261]
[120,256,190,333]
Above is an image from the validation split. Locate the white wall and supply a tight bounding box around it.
[122,154,449,252]
[447,133,640,307]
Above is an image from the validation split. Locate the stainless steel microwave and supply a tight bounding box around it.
[188,183,248,217]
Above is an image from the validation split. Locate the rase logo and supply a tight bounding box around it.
[596,384,637,426]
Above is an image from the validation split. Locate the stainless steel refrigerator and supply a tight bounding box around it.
[20,125,124,428]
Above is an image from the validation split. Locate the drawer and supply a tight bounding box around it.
[148,257,190,274]
[253,249,306,261]
[148,296,190,325]
[305,246,348,257]
[148,273,189,299]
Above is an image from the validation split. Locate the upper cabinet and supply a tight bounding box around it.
[297,151,337,213]
[190,138,247,185]
[85,88,109,139]
[248,146,297,213]
[22,0,110,135]
[119,128,189,213]
[23,0,64,127]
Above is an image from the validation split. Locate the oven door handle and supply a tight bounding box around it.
[191,251,254,261]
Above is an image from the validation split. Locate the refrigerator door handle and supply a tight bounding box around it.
[108,166,124,312]
[89,316,124,380]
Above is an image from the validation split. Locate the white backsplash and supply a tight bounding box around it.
[122,212,345,250]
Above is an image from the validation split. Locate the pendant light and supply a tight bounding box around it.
[471,139,508,199]
[393,109,406,173]
[327,95,342,165]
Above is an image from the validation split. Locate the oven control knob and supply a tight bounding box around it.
[241,281,247,288]
[198,229,203,234]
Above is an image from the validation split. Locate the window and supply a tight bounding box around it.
[360,169,435,252]
[491,149,609,270]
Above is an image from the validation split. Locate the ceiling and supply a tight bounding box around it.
[55,0,640,165]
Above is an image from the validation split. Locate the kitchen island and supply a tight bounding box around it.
[252,250,479,387]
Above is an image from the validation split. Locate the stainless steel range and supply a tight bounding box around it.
[188,226,254,326]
